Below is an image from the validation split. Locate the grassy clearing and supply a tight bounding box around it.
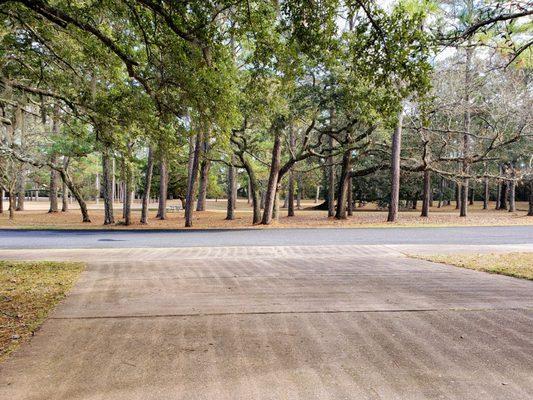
[0,260,84,362]
[417,252,533,280]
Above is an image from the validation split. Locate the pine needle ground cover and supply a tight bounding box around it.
[416,253,533,280]
[0,261,84,362]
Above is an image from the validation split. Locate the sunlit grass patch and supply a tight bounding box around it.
[0,261,84,362]
[416,253,533,280]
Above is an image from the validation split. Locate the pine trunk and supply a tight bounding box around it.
[226,158,236,220]
[421,169,430,217]
[196,158,210,211]
[483,177,489,210]
[156,155,168,219]
[387,110,403,222]
[102,150,115,225]
[261,131,282,225]
[140,147,154,224]
[527,179,533,217]
[185,131,203,227]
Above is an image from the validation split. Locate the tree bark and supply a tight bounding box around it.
[226,157,236,220]
[102,149,115,225]
[261,130,282,225]
[287,173,295,217]
[0,189,3,214]
[421,169,431,217]
[387,109,403,222]
[9,192,15,220]
[58,169,90,222]
[140,147,154,224]
[438,177,444,208]
[528,180,533,216]
[62,157,69,212]
[297,174,302,210]
[483,177,489,210]
[185,131,203,227]
[347,176,353,216]
[508,164,516,212]
[16,172,25,211]
[335,148,352,219]
[327,134,335,218]
[196,159,210,211]
[500,180,508,210]
[156,154,168,219]
[123,164,132,225]
[460,36,473,217]
[49,155,59,213]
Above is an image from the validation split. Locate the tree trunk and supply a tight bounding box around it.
[288,173,295,217]
[226,157,236,220]
[469,187,474,205]
[412,194,418,210]
[9,192,15,220]
[102,149,115,225]
[327,134,335,218]
[496,169,502,209]
[527,179,533,217]
[438,177,444,208]
[186,134,196,210]
[460,37,473,218]
[123,165,132,225]
[347,176,353,216]
[185,131,203,227]
[261,131,282,225]
[500,180,508,210]
[483,177,489,210]
[62,157,69,212]
[156,154,168,219]
[421,169,431,217]
[387,109,403,222]
[243,163,261,224]
[58,169,90,222]
[508,164,516,212]
[196,159,210,211]
[455,182,461,209]
[297,174,302,210]
[16,173,25,211]
[140,147,154,224]
[315,185,320,203]
[260,190,265,210]
[273,190,280,221]
[49,155,59,213]
[0,189,3,214]
[247,179,252,205]
[335,149,351,219]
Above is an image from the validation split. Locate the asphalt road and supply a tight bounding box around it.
[0,225,532,249]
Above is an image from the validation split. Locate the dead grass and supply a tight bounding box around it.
[416,253,533,280]
[0,260,84,362]
[0,200,531,229]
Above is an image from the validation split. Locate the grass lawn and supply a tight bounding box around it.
[418,252,533,280]
[0,260,84,362]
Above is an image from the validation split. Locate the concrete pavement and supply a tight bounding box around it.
[1,245,532,399]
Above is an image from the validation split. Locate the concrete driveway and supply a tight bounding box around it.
[1,245,532,399]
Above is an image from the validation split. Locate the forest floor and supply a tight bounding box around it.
[0,260,84,362]
[0,199,531,229]
[413,252,533,280]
